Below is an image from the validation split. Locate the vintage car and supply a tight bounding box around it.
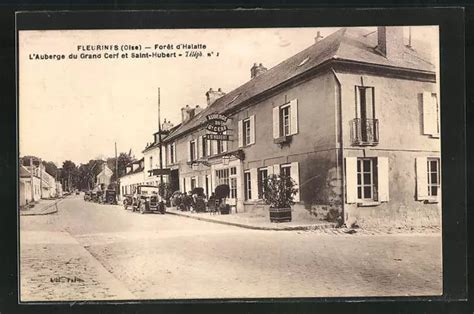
[84,191,92,201]
[92,190,103,203]
[101,189,117,205]
[131,185,166,214]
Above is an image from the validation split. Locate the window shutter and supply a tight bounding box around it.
[187,141,191,162]
[345,157,357,203]
[272,106,280,139]
[198,136,203,159]
[290,99,298,135]
[167,144,171,165]
[212,140,218,155]
[290,162,300,202]
[422,92,437,135]
[223,131,228,152]
[249,115,256,144]
[201,175,206,190]
[249,168,258,200]
[185,177,191,193]
[273,164,280,175]
[355,86,361,119]
[416,157,428,200]
[180,177,185,193]
[238,119,244,147]
[205,139,210,156]
[377,157,389,202]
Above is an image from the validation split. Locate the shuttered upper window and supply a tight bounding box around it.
[272,99,298,139]
[238,115,255,147]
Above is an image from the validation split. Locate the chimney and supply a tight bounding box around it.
[250,63,267,79]
[206,88,226,106]
[377,26,404,59]
[194,105,204,116]
[314,31,324,43]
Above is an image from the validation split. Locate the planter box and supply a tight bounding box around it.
[269,207,292,223]
[219,204,231,215]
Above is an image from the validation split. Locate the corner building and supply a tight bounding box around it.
[161,27,440,227]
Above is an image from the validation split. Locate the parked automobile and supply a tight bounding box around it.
[131,185,165,214]
[101,189,117,205]
[84,191,92,201]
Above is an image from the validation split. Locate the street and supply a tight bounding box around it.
[20,195,442,301]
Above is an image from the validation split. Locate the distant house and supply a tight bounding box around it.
[19,164,41,206]
[96,163,113,187]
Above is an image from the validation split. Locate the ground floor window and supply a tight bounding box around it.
[191,177,196,190]
[280,164,291,177]
[244,171,251,200]
[216,168,230,186]
[258,168,268,199]
[357,158,378,201]
[427,158,440,197]
[230,177,237,198]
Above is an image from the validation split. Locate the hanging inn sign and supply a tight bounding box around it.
[204,113,231,141]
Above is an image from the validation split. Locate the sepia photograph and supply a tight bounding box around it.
[18,24,443,301]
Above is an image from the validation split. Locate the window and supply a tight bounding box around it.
[244,171,252,200]
[258,168,268,199]
[149,156,153,169]
[356,86,375,120]
[427,158,440,197]
[230,177,237,199]
[216,168,230,186]
[243,119,251,146]
[353,86,377,144]
[191,177,196,190]
[190,140,196,161]
[356,158,378,201]
[169,142,176,164]
[202,138,208,157]
[273,99,298,139]
[281,105,290,136]
[280,164,291,177]
[217,140,224,154]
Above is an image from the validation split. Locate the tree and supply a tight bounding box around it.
[42,161,59,178]
[106,152,133,182]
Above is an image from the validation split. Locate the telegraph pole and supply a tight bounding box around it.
[158,87,164,185]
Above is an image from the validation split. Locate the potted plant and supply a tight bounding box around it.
[263,174,298,223]
[215,184,231,215]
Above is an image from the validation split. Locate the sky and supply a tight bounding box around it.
[19,26,438,166]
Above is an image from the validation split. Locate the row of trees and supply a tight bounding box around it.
[23,151,134,192]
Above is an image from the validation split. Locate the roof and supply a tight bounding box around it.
[19,165,31,178]
[143,123,182,153]
[165,27,435,141]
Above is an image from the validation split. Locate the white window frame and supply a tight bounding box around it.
[427,158,441,197]
[356,158,376,201]
[190,140,197,161]
[244,170,252,201]
[280,104,291,137]
[243,118,251,146]
[257,167,268,199]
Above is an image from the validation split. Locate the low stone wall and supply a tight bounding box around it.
[345,203,441,229]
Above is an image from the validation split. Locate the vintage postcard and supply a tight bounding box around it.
[19,25,442,301]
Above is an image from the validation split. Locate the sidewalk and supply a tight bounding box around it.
[167,207,336,231]
[20,198,62,216]
[20,229,135,301]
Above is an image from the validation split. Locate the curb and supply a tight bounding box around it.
[166,210,336,231]
[20,198,63,216]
